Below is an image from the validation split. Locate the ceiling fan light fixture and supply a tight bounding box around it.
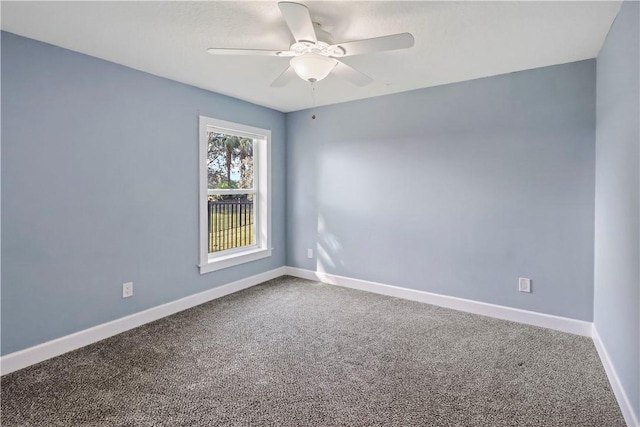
[290,53,338,83]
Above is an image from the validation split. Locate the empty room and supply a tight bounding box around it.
[1,1,638,426]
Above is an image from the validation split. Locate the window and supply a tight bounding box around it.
[199,116,271,273]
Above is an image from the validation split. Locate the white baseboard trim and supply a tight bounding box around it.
[284,267,593,337]
[592,326,639,427]
[1,267,286,376]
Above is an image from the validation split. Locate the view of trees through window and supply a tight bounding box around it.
[207,131,256,253]
[207,133,254,190]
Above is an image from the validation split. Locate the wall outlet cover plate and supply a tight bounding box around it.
[519,278,531,293]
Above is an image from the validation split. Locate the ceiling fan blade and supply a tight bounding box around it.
[207,48,282,56]
[332,61,373,86]
[278,2,317,44]
[336,33,415,57]
[271,66,297,88]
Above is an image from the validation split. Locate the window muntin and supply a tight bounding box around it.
[199,117,271,273]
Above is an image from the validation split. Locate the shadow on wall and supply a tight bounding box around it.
[317,214,344,275]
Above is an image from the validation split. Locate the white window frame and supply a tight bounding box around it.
[199,116,271,274]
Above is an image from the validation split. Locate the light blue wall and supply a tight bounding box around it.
[594,0,640,420]
[1,32,286,355]
[287,60,596,321]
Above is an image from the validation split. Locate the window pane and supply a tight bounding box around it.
[207,131,254,190]
[207,194,255,253]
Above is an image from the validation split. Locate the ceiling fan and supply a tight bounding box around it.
[207,2,415,87]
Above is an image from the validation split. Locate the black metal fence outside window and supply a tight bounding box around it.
[207,200,255,253]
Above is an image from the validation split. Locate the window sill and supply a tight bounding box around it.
[199,247,272,274]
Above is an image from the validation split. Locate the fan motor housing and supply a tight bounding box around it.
[282,23,344,58]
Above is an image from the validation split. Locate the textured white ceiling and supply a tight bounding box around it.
[1,1,622,112]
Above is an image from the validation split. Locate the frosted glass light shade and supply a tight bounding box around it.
[290,53,338,83]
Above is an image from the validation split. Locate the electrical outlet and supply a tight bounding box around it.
[122,282,133,298]
[518,278,531,293]
[307,248,313,259]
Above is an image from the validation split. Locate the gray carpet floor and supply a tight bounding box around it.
[1,276,625,426]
